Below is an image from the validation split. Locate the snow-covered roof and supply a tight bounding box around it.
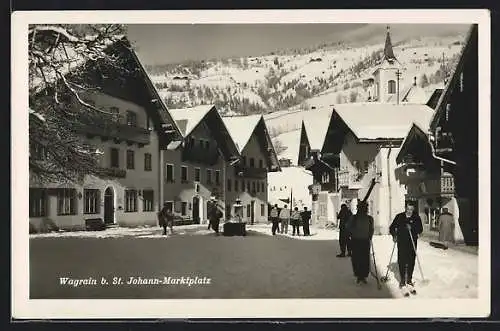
[273,129,301,165]
[222,115,262,152]
[333,103,435,140]
[302,109,333,150]
[386,83,431,104]
[169,105,215,137]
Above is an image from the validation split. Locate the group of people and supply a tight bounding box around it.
[269,204,311,236]
[157,196,223,236]
[337,201,423,287]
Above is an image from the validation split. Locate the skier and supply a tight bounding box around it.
[389,202,423,292]
[346,201,374,284]
[270,204,280,235]
[291,207,301,236]
[337,203,353,257]
[279,205,290,234]
[301,206,311,236]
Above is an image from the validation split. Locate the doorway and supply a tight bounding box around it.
[192,196,200,224]
[104,187,115,224]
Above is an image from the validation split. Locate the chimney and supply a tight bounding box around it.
[413,76,417,86]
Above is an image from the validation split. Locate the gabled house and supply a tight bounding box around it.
[163,105,240,224]
[29,37,182,231]
[222,115,281,224]
[396,24,478,245]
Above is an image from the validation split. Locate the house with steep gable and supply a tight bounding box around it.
[222,115,281,223]
[163,105,240,224]
[29,37,182,231]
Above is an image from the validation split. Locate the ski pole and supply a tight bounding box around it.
[371,240,382,290]
[380,241,396,282]
[408,227,428,284]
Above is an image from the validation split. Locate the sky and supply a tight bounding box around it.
[126,23,469,66]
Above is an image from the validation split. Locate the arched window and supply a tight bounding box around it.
[388,80,396,94]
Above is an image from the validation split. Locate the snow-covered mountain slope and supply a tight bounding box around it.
[145,33,465,119]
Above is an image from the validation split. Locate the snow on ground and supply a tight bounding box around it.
[249,224,479,299]
[272,129,301,163]
[29,224,211,239]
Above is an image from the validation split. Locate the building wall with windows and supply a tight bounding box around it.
[225,133,269,224]
[29,92,160,231]
[161,121,225,225]
[337,133,406,234]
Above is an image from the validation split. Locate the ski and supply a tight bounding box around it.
[408,284,417,295]
[400,286,410,297]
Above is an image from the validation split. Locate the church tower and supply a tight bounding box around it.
[372,26,404,103]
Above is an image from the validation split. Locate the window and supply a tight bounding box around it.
[144,153,152,171]
[57,188,77,216]
[126,150,135,169]
[250,158,255,168]
[29,188,47,217]
[206,169,212,184]
[261,204,265,217]
[194,168,201,182]
[235,180,239,192]
[256,182,260,192]
[242,156,247,166]
[189,137,195,148]
[259,159,263,168]
[322,172,330,183]
[199,140,204,148]
[126,110,137,127]
[165,201,174,213]
[30,143,47,161]
[363,161,369,173]
[388,80,396,94]
[84,189,100,214]
[125,190,138,212]
[166,164,174,182]
[181,202,187,216]
[247,181,250,192]
[242,180,245,192]
[110,148,119,168]
[247,204,251,217]
[252,181,256,192]
[143,190,154,212]
[227,179,232,192]
[181,166,188,182]
[205,141,210,150]
[261,182,265,192]
[215,170,221,185]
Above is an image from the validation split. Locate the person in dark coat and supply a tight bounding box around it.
[301,207,311,236]
[270,204,280,235]
[389,202,423,288]
[337,203,353,257]
[158,202,173,236]
[208,197,222,235]
[346,201,374,284]
[291,207,301,236]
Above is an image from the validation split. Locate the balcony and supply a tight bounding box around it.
[422,173,455,196]
[234,166,267,179]
[338,170,364,189]
[97,167,127,178]
[74,117,151,145]
[181,148,219,165]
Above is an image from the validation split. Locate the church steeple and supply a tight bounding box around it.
[384,25,397,63]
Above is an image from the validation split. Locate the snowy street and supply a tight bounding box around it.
[250,223,479,298]
[29,223,477,299]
